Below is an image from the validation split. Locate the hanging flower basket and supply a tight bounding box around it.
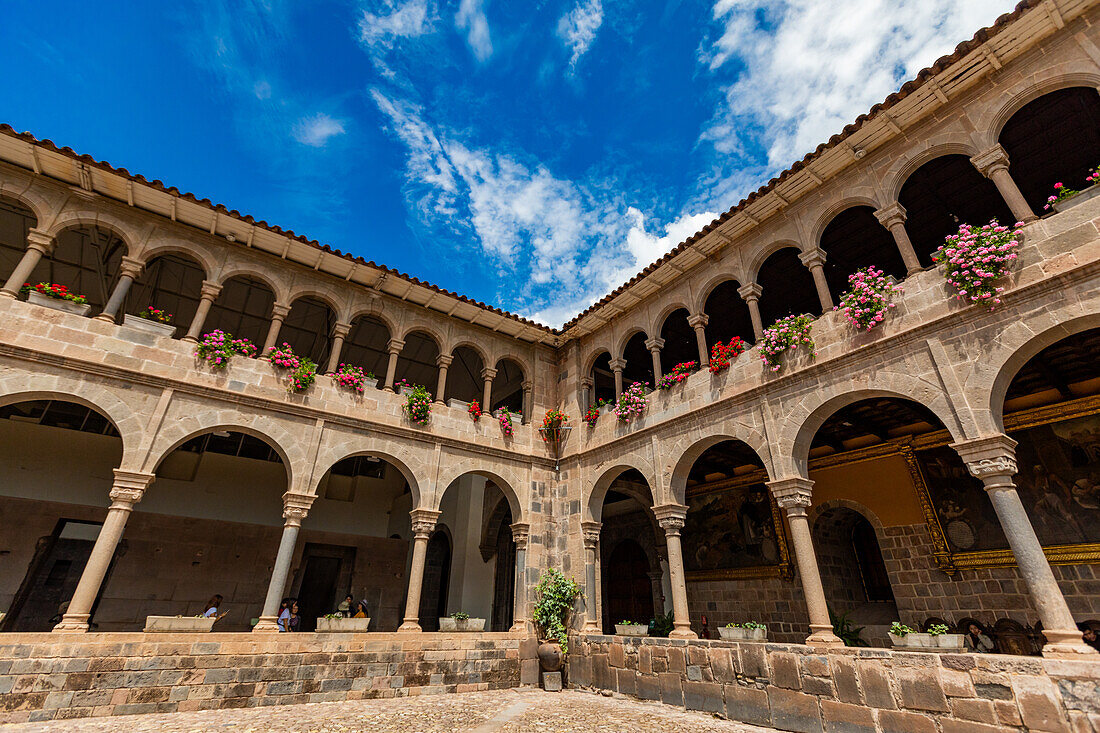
[195,330,257,370]
[498,409,515,438]
[332,363,370,393]
[403,384,432,426]
[614,382,648,423]
[467,399,482,421]
[834,266,902,332]
[760,315,815,373]
[708,338,747,373]
[268,343,316,393]
[932,219,1022,310]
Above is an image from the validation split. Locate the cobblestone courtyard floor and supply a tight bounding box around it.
[6,688,777,732]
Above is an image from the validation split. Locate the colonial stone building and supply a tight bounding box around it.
[2,0,1100,728]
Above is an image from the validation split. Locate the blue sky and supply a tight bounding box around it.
[0,0,1017,326]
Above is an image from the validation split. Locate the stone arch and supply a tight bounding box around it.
[479,495,514,561]
[214,266,289,305]
[0,378,145,469]
[808,498,887,537]
[809,196,883,245]
[985,313,1100,433]
[286,288,344,322]
[43,210,140,252]
[311,442,424,508]
[586,455,656,522]
[143,413,307,490]
[693,272,743,316]
[984,71,1100,147]
[346,305,399,339]
[400,324,446,350]
[432,460,524,522]
[0,187,49,228]
[447,338,490,367]
[135,240,217,281]
[649,300,692,342]
[779,386,963,478]
[615,326,649,361]
[492,351,530,382]
[583,346,613,377]
[665,429,772,506]
[884,140,982,203]
[745,239,803,284]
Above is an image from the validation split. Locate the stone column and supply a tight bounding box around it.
[383,338,404,392]
[952,436,1096,657]
[970,145,1037,223]
[874,203,923,275]
[767,478,844,648]
[253,493,314,632]
[324,322,352,373]
[581,521,602,632]
[398,509,441,632]
[522,381,533,422]
[645,337,665,384]
[1,229,55,298]
[687,313,710,366]
[579,378,593,412]
[182,280,223,343]
[262,302,291,354]
[481,367,497,412]
[798,247,834,312]
[53,470,155,632]
[737,283,765,341]
[434,354,452,404]
[95,256,144,322]
[510,522,530,632]
[609,358,626,400]
[652,504,697,639]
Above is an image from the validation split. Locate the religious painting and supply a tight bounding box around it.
[683,481,790,579]
[916,413,1100,555]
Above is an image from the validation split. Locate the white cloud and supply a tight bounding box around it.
[359,0,435,49]
[699,0,1018,187]
[557,0,604,72]
[455,0,493,62]
[293,113,347,147]
[618,207,719,284]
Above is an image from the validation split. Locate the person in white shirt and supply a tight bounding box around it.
[202,594,223,618]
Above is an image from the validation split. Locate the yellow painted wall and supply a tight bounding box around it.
[809,453,925,527]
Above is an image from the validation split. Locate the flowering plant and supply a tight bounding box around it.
[468,399,482,421]
[195,330,257,369]
[266,343,316,393]
[708,338,747,373]
[656,361,697,389]
[1043,181,1078,210]
[541,408,568,430]
[332,363,370,393]
[583,403,600,428]
[614,382,648,423]
[834,266,902,332]
[932,219,1021,310]
[1088,165,1099,186]
[760,314,815,373]
[20,282,86,304]
[138,305,172,323]
[498,409,514,437]
[268,343,301,369]
[404,384,432,426]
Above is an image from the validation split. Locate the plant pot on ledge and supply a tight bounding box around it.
[718,626,767,642]
[144,615,217,632]
[1052,184,1100,213]
[439,617,485,632]
[316,616,371,632]
[26,290,91,317]
[614,623,647,637]
[122,314,177,339]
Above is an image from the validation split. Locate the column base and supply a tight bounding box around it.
[252,616,281,632]
[669,625,698,640]
[93,313,116,323]
[396,621,423,633]
[180,336,198,344]
[52,613,90,633]
[1041,629,1099,657]
[805,624,845,648]
[581,623,601,634]
[509,620,529,634]
[0,290,16,299]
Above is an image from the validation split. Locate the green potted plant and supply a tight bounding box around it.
[316,611,371,632]
[439,610,484,632]
[532,568,580,671]
[888,621,912,648]
[123,305,176,338]
[614,619,647,637]
[928,622,964,650]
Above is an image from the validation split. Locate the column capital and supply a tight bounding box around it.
[270,302,291,319]
[331,321,352,339]
[950,435,1018,483]
[579,377,594,389]
[25,228,56,253]
[199,280,223,300]
[118,256,145,280]
[521,380,533,392]
[608,357,627,372]
[737,282,763,301]
[874,202,908,228]
[480,366,497,381]
[510,521,530,549]
[581,520,602,548]
[282,492,315,526]
[767,477,814,512]
[109,469,155,508]
[798,247,827,269]
[387,337,405,355]
[435,353,453,368]
[645,337,665,352]
[970,144,1011,178]
[653,503,688,534]
[687,313,709,329]
[409,508,441,538]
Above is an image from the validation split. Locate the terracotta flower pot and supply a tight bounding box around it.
[537,641,563,672]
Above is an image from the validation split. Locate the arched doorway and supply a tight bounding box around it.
[205,276,276,347]
[395,331,440,395]
[29,225,126,313]
[620,332,653,389]
[446,345,484,404]
[702,280,755,347]
[603,539,653,629]
[597,469,663,633]
[487,501,516,631]
[341,315,391,387]
[418,530,451,632]
[589,351,615,405]
[756,247,820,327]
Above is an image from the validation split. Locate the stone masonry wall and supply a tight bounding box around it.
[0,632,530,724]
[568,634,1100,732]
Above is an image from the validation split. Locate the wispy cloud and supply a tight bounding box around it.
[557,0,604,73]
[455,0,493,62]
[696,0,1017,207]
[360,0,436,48]
[293,113,347,147]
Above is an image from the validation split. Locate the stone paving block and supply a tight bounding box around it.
[1011,675,1070,733]
[772,652,801,690]
[876,708,938,733]
[767,685,822,733]
[659,672,683,708]
[683,681,722,713]
[820,698,875,733]
[724,683,771,728]
[894,667,948,712]
[856,662,895,710]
